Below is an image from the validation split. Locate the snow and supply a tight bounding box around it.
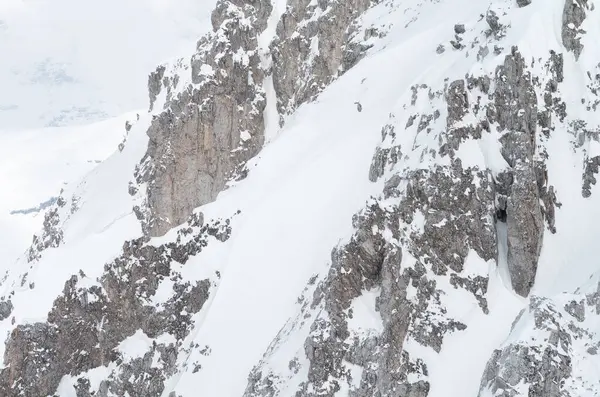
[4,0,600,396]
[0,113,134,267]
[0,0,217,129]
[347,288,384,334]
[117,330,154,360]
[427,252,523,397]
[0,112,150,331]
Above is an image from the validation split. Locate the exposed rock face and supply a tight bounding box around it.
[479,285,600,397]
[244,70,499,397]
[26,196,66,262]
[11,1,600,396]
[0,300,12,321]
[134,0,271,237]
[495,47,543,297]
[270,0,373,116]
[148,65,166,112]
[242,23,590,392]
[0,213,231,397]
[562,0,589,59]
[134,0,383,237]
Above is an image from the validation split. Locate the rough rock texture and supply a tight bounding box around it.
[244,71,500,397]
[495,47,544,297]
[516,0,532,7]
[0,212,232,397]
[270,0,374,116]
[134,0,271,237]
[242,27,585,393]
[26,195,67,262]
[575,65,600,197]
[562,0,589,60]
[11,1,600,397]
[479,285,600,397]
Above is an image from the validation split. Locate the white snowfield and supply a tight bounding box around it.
[0,0,216,130]
[1,0,600,396]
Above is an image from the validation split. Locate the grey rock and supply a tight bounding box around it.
[517,0,532,7]
[134,0,271,237]
[0,214,231,396]
[26,201,65,262]
[148,65,166,111]
[562,0,588,60]
[477,45,490,61]
[246,80,498,396]
[270,0,373,116]
[485,10,507,40]
[477,293,600,397]
[0,300,13,321]
[494,47,543,297]
[505,162,543,297]
[583,155,600,197]
[564,299,585,321]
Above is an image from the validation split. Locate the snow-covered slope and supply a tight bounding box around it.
[0,113,133,268]
[0,0,216,129]
[2,0,600,396]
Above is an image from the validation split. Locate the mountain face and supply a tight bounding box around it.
[2,0,600,396]
[0,0,212,130]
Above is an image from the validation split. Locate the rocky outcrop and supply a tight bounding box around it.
[479,285,600,397]
[562,0,589,60]
[270,0,374,116]
[495,47,543,297]
[134,0,384,236]
[0,212,231,397]
[134,0,271,237]
[26,195,66,262]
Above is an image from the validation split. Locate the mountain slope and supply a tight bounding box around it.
[0,0,216,129]
[1,0,600,396]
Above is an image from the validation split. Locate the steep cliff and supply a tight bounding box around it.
[2,0,600,396]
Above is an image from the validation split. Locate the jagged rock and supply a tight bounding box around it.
[478,291,600,397]
[583,155,600,197]
[517,0,532,7]
[0,300,13,321]
[27,203,64,262]
[270,0,373,115]
[148,65,166,111]
[505,162,543,296]
[562,0,588,60]
[0,214,231,396]
[245,73,498,396]
[495,47,543,297]
[134,0,270,236]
